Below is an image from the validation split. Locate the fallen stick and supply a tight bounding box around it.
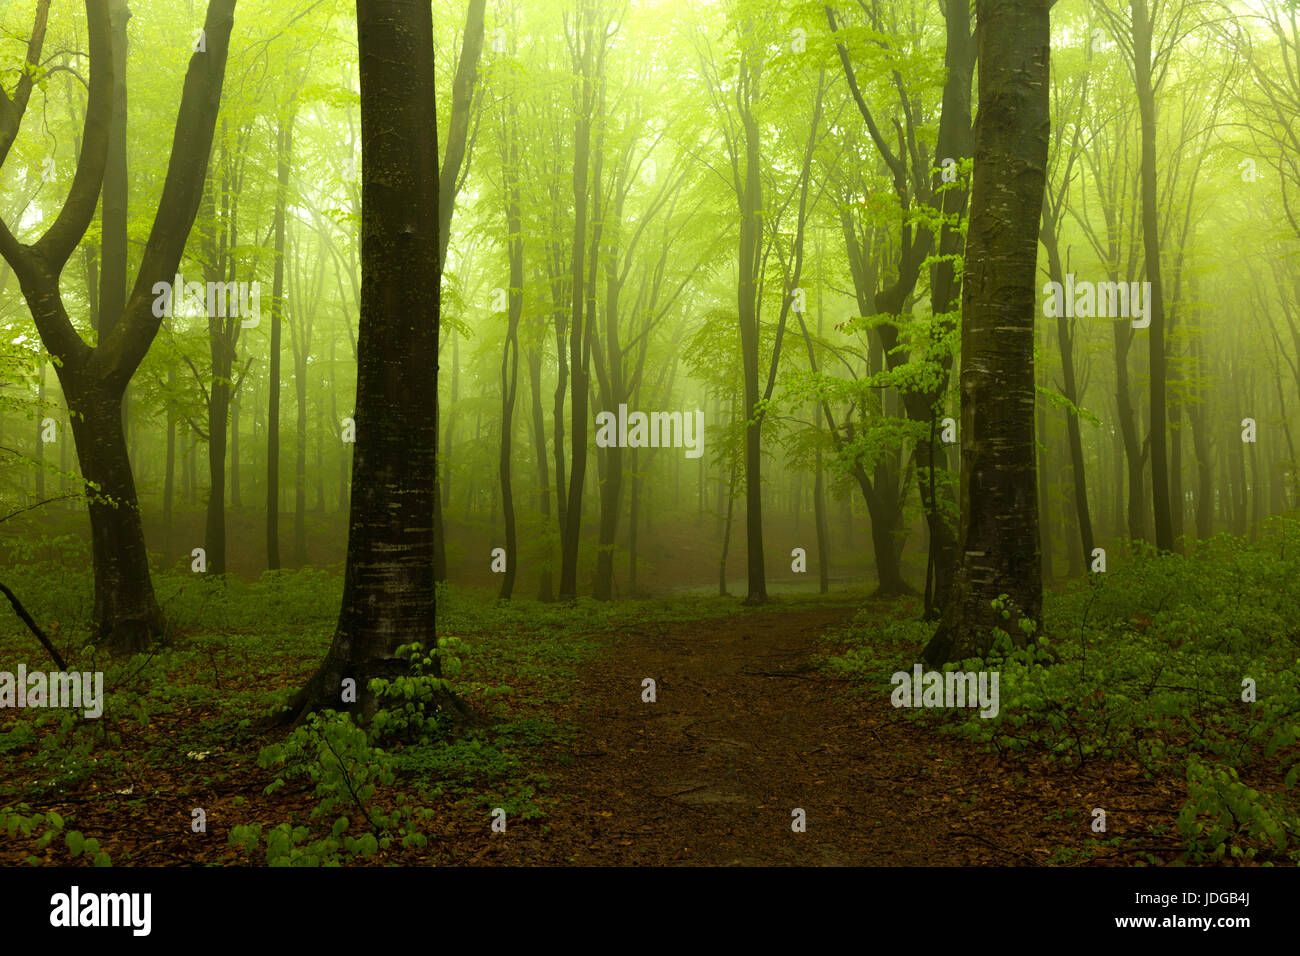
[0,579,68,670]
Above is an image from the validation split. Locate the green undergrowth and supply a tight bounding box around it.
[825,521,1300,865]
[1,551,845,865]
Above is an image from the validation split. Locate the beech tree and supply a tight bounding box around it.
[924,0,1049,665]
[281,0,440,720]
[0,0,236,652]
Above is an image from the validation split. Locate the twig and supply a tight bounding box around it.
[659,784,707,798]
[321,733,378,835]
[0,579,67,670]
[0,494,81,524]
[951,831,1041,866]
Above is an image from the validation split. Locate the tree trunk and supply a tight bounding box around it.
[719,460,737,597]
[266,111,292,571]
[526,346,554,601]
[282,0,442,723]
[99,0,129,344]
[164,366,176,565]
[497,96,523,601]
[62,372,164,652]
[294,316,308,567]
[737,43,767,605]
[432,0,485,583]
[1132,0,1174,552]
[1037,366,1054,583]
[628,446,640,595]
[924,0,1049,666]
[558,2,597,601]
[204,310,231,575]
[230,385,242,507]
[1040,196,1095,569]
[34,361,46,499]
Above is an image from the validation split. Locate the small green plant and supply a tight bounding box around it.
[367,642,458,744]
[0,804,109,866]
[229,710,430,866]
[1178,760,1300,863]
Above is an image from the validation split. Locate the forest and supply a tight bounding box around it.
[0,0,1296,877]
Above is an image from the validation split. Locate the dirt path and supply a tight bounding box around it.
[475,603,1044,866]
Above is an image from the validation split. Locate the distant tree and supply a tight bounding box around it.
[433,0,487,585]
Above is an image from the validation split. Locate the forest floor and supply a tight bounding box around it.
[449,600,1184,866]
[0,585,1209,867]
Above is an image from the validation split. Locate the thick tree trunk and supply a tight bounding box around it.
[924,0,1049,666]
[99,0,129,344]
[860,472,910,595]
[62,372,164,652]
[912,0,975,616]
[282,0,443,723]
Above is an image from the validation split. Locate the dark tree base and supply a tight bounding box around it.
[265,653,478,732]
[97,608,166,657]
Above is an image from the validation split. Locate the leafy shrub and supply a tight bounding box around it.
[229,709,430,867]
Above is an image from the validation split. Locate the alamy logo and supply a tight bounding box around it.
[50,886,150,936]
[890,664,1000,718]
[0,666,103,718]
[594,404,704,458]
[152,272,262,328]
[1042,274,1151,328]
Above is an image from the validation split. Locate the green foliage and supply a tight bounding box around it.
[826,524,1300,863]
[0,804,109,866]
[367,641,460,743]
[231,709,431,867]
[1179,760,1300,863]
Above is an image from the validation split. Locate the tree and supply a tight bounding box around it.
[0,0,236,652]
[433,0,487,584]
[557,0,612,602]
[494,29,524,601]
[1039,58,1095,572]
[280,0,440,721]
[825,0,975,614]
[266,106,294,570]
[923,0,1049,665]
